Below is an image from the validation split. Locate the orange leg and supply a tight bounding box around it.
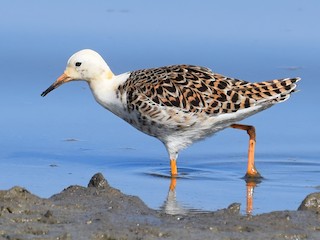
[170,159,178,176]
[230,124,261,178]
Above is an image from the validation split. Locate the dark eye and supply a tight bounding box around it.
[75,62,82,67]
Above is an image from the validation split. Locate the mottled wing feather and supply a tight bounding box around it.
[118,65,299,116]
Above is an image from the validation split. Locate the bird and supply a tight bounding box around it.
[41,49,300,178]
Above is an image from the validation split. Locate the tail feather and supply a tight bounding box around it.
[236,77,300,104]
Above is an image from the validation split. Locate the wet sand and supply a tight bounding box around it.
[0,173,319,240]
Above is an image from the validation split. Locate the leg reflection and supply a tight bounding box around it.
[161,177,187,215]
[169,177,177,191]
[163,175,261,215]
[245,179,261,215]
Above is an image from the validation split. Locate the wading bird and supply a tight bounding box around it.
[41,49,300,178]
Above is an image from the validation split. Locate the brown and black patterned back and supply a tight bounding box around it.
[118,65,299,116]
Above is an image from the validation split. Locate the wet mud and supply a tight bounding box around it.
[0,173,319,240]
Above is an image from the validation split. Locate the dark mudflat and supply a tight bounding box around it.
[0,173,319,240]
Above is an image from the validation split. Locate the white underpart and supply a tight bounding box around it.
[163,104,264,160]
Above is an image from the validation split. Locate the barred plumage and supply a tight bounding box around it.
[117,64,299,125]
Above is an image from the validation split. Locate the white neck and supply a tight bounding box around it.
[88,72,131,116]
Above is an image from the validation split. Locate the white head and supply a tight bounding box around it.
[41,49,114,96]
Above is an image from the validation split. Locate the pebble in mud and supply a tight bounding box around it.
[298,192,320,212]
[227,202,241,214]
[87,172,109,189]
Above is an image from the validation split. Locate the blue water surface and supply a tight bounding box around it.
[0,0,319,214]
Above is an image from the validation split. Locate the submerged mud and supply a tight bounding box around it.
[0,173,319,240]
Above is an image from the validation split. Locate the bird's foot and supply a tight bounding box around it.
[244,170,263,183]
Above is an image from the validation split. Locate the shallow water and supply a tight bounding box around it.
[0,0,319,215]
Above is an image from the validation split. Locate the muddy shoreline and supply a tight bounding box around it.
[0,173,319,240]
